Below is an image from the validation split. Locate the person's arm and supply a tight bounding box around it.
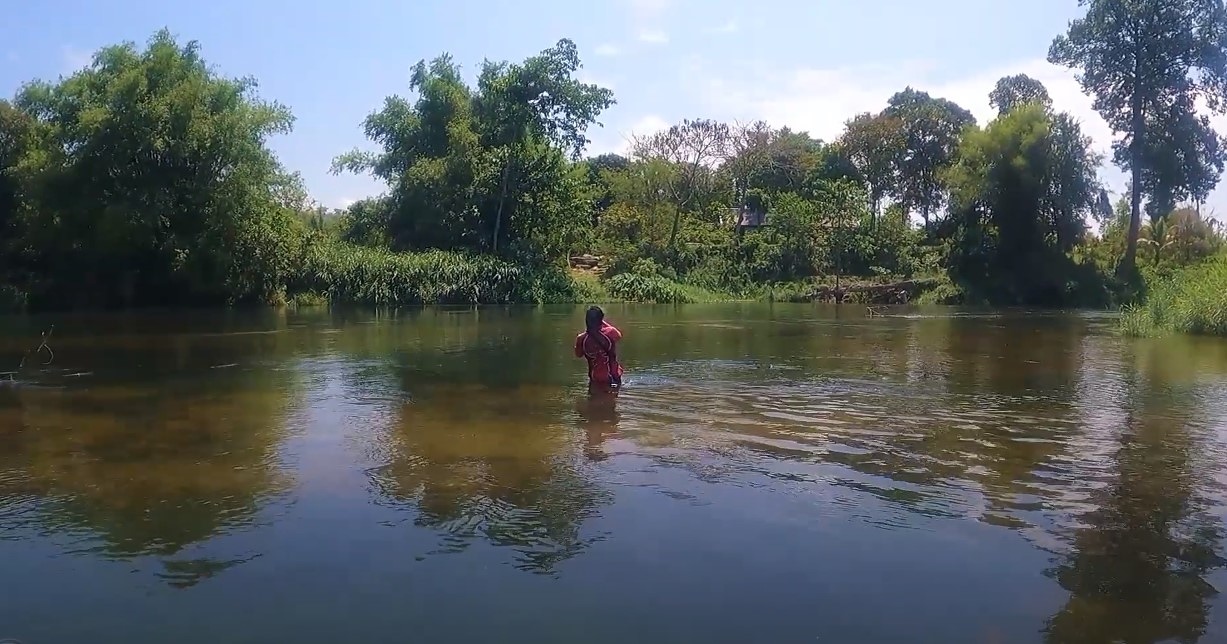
[603,323,623,343]
[574,334,585,358]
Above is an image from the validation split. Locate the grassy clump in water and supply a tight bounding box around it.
[1121,254,1227,337]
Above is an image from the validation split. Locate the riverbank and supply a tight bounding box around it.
[293,242,949,307]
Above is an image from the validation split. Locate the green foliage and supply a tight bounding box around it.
[1049,0,1227,275]
[295,238,581,306]
[1,30,300,308]
[338,196,393,248]
[883,88,977,229]
[1,27,1224,320]
[332,39,612,261]
[1122,254,1227,337]
[989,74,1052,115]
[943,103,1107,306]
[603,273,692,304]
[839,112,904,215]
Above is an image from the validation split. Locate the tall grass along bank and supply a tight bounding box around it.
[1121,255,1227,337]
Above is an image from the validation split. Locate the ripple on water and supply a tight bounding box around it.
[604,355,1227,553]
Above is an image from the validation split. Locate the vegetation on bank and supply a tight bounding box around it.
[2,1,1227,337]
[1121,254,1227,337]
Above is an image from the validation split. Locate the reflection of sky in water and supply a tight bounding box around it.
[1,306,1227,643]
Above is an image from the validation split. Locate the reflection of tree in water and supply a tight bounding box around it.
[1043,345,1227,644]
[0,367,297,587]
[367,381,612,575]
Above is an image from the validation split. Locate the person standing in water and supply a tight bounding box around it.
[575,306,623,389]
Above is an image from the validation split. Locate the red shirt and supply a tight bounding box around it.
[575,321,623,384]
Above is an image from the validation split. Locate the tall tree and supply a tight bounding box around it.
[0,100,34,276]
[724,123,827,196]
[944,104,1101,305]
[989,74,1053,115]
[882,88,976,230]
[1049,0,1227,275]
[475,39,614,252]
[6,30,298,307]
[1137,95,1227,222]
[839,112,903,217]
[630,118,731,251]
[334,40,613,260]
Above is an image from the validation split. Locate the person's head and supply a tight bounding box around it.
[585,306,605,334]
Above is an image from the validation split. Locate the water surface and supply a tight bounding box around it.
[2,304,1227,643]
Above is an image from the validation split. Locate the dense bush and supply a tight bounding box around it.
[603,273,692,304]
[1121,254,1227,337]
[293,237,582,306]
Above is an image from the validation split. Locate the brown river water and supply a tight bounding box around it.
[1,304,1227,643]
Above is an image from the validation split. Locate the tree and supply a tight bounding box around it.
[339,196,393,248]
[1137,96,1227,222]
[1049,0,1227,276]
[989,74,1053,115]
[581,153,630,224]
[630,118,732,251]
[838,112,903,216]
[724,123,826,197]
[0,100,35,279]
[5,29,299,307]
[474,39,615,252]
[944,104,1102,305]
[882,88,976,230]
[813,178,869,294]
[334,40,613,260]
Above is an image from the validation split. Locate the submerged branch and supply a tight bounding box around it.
[11,325,55,378]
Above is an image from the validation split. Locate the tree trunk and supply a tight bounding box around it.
[1122,54,1145,278]
[493,156,511,255]
[666,209,681,255]
[1122,103,1145,277]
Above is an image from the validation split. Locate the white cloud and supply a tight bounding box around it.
[594,43,622,57]
[638,30,669,44]
[588,114,670,157]
[627,114,670,136]
[683,56,1227,218]
[626,0,671,46]
[60,46,92,73]
[707,19,739,35]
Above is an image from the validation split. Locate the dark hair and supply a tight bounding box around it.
[585,306,610,350]
[585,306,605,335]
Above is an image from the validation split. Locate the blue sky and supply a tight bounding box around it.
[7,0,1223,219]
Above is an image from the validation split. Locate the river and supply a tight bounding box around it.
[1,304,1227,643]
